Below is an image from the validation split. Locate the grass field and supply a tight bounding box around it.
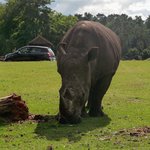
[0,61,150,150]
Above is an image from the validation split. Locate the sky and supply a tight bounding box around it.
[1,0,150,20]
[51,0,150,20]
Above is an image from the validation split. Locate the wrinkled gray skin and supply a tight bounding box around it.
[57,21,121,124]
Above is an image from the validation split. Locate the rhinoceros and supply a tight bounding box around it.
[57,21,121,124]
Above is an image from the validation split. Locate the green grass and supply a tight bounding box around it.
[0,61,150,150]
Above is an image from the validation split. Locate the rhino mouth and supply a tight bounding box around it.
[57,113,81,124]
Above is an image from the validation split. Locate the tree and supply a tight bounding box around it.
[95,13,107,25]
[1,2,150,59]
[124,48,141,60]
[83,12,94,21]
[74,13,83,21]
[49,11,77,50]
[0,3,7,54]
[0,0,53,54]
[141,47,150,60]
[106,14,133,54]
[135,16,144,26]
[75,12,94,21]
[145,16,150,29]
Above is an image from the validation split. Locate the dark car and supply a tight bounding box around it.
[4,45,56,61]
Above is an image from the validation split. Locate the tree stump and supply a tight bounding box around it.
[0,93,29,121]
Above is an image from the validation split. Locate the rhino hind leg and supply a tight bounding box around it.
[88,74,113,117]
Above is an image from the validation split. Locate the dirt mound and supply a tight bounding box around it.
[28,114,55,123]
[0,93,29,121]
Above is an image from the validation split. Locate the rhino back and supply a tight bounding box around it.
[60,21,121,81]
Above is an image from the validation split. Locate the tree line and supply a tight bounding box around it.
[0,0,150,60]
[0,0,77,55]
[75,13,150,60]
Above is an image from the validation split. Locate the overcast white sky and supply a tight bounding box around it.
[1,0,150,20]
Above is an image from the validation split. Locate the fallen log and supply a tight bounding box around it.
[0,93,29,121]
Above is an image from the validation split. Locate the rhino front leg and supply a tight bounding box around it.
[88,74,113,117]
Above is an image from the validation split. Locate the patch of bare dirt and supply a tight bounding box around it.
[114,127,150,137]
[28,114,55,123]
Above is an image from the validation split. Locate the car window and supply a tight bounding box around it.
[30,47,48,53]
[19,47,30,54]
[40,48,48,53]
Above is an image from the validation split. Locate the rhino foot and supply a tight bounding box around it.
[89,109,104,117]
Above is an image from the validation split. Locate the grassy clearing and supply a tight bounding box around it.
[0,61,150,150]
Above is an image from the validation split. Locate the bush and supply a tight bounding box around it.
[124,47,150,60]
[141,47,150,60]
[124,48,142,60]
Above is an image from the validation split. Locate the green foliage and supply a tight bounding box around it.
[145,15,150,29]
[125,48,141,60]
[0,0,53,54]
[0,61,150,149]
[141,47,150,60]
[75,13,150,58]
[0,3,6,54]
[1,1,150,59]
[49,11,78,50]
[0,0,77,55]
[125,47,150,60]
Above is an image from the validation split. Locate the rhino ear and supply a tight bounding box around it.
[88,47,98,61]
[57,42,67,55]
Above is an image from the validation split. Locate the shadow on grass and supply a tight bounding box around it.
[34,114,111,142]
[0,117,11,126]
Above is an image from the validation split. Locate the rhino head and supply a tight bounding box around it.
[57,44,97,124]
